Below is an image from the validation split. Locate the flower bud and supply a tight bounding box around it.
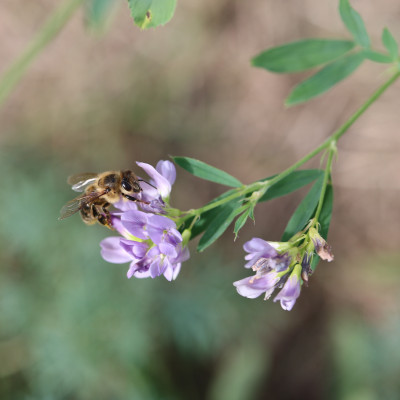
[309,227,334,262]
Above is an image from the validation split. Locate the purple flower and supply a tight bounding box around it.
[100,232,189,281]
[120,210,182,245]
[233,271,280,300]
[244,238,291,271]
[99,161,189,282]
[134,160,176,213]
[234,237,302,311]
[111,160,176,214]
[126,242,189,281]
[274,264,302,311]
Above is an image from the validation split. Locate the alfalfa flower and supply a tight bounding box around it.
[100,211,189,281]
[100,160,190,281]
[234,237,304,311]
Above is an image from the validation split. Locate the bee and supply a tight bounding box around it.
[59,170,153,228]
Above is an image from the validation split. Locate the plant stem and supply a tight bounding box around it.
[313,142,336,223]
[0,0,85,107]
[179,70,400,222]
[331,69,400,142]
[267,69,400,188]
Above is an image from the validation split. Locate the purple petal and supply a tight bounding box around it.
[279,298,297,311]
[164,228,182,246]
[164,261,182,281]
[100,237,133,264]
[233,273,279,299]
[156,160,176,185]
[163,262,178,281]
[113,198,138,212]
[148,214,176,230]
[139,198,166,214]
[128,263,152,279]
[110,215,128,237]
[173,245,190,263]
[147,214,177,243]
[172,263,181,280]
[127,260,139,278]
[121,210,148,240]
[244,255,259,269]
[137,161,172,199]
[133,270,152,279]
[149,258,168,278]
[243,238,278,257]
[120,239,148,259]
[274,274,301,311]
[158,242,178,258]
[127,258,153,279]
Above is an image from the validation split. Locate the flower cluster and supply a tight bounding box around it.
[233,231,333,311]
[100,160,189,281]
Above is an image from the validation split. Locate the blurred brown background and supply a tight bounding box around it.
[1,0,400,399]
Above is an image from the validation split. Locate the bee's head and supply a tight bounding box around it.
[121,178,142,194]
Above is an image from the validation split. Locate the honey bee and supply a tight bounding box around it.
[59,170,153,228]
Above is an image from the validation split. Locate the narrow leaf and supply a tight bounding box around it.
[179,189,238,238]
[382,28,399,60]
[127,0,176,29]
[259,169,323,202]
[252,39,355,73]
[286,52,365,106]
[234,207,251,239]
[172,156,243,188]
[318,184,334,240]
[311,184,333,271]
[281,175,324,241]
[363,50,392,64]
[339,0,370,48]
[198,200,243,252]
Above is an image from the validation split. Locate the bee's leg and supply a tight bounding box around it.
[94,204,113,230]
[122,193,149,205]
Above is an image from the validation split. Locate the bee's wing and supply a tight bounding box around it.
[67,173,98,192]
[59,190,107,220]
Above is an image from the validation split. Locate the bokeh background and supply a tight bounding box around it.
[1,0,400,399]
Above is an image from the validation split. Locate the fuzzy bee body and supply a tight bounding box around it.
[60,170,146,228]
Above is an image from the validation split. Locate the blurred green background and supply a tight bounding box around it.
[1,0,400,399]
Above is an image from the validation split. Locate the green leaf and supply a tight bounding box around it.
[382,28,399,60]
[318,183,334,240]
[252,39,355,73]
[363,50,392,64]
[197,200,243,252]
[286,52,365,106]
[233,206,252,240]
[85,0,120,32]
[172,156,243,188]
[259,169,323,202]
[311,183,333,271]
[127,0,176,29]
[281,175,324,241]
[339,0,370,48]
[179,190,238,238]
[180,169,322,241]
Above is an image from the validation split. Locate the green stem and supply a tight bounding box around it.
[176,182,262,225]
[313,142,336,223]
[0,0,85,107]
[268,69,400,188]
[330,69,400,142]
[178,70,400,223]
